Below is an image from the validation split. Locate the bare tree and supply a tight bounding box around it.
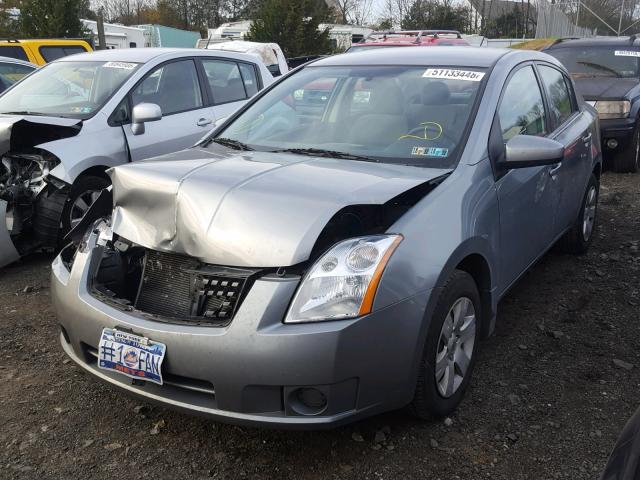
[333,0,374,24]
[380,0,412,27]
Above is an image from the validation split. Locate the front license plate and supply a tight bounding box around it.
[98,328,166,385]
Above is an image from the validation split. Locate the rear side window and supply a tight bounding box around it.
[0,45,29,61]
[498,66,547,142]
[39,45,88,62]
[0,62,34,86]
[201,59,247,104]
[538,65,574,127]
[238,63,259,97]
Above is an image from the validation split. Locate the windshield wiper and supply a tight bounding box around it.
[208,137,254,151]
[271,147,379,162]
[576,61,621,78]
[1,111,48,116]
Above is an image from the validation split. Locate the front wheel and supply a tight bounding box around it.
[560,173,599,254]
[61,175,110,237]
[408,270,481,419]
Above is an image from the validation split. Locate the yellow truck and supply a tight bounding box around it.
[0,39,93,65]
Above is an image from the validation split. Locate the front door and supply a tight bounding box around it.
[494,64,557,291]
[123,58,215,161]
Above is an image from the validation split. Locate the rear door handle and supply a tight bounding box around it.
[197,118,212,127]
[582,132,592,143]
[549,163,562,177]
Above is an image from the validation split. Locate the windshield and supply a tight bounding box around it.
[0,60,140,119]
[548,46,640,78]
[212,65,485,168]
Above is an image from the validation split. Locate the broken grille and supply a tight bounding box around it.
[134,249,257,325]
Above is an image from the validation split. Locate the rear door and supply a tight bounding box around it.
[494,64,557,290]
[535,63,593,235]
[198,57,264,121]
[122,58,211,161]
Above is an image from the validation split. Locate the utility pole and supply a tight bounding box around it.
[97,8,107,50]
[619,0,625,35]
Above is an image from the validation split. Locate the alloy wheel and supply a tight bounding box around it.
[69,190,102,229]
[582,185,597,241]
[435,297,476,398]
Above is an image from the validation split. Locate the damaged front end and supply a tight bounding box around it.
[0,150,66,267]
[63,157,450,328]
[0,116,82,268]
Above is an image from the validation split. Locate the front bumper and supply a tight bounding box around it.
[51,235,431,429]
[600,117,636,153]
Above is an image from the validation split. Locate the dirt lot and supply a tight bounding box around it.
[1,172,639,480]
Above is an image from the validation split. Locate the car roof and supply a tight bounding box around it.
[0,56,36,67]
[54,48,256,64]
[313,46,517,68]
[55,48,195,63]
[545,36,640,49]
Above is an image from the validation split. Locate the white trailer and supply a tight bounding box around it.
[81,19,146,49]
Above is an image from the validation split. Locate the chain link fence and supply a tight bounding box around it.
[535,1,595,38]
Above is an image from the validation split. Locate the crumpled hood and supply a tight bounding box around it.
[0,114,82,156]
[573,77,639,100]
[110,147,449,267]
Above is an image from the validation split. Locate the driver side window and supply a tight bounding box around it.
[498,66,547,142]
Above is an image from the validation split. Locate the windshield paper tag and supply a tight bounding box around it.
[412,146,449,157]
[423,68,485,81]
[104,61,137,70]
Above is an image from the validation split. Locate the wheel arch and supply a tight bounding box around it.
[74,165,111,184]
[433,238,497,340]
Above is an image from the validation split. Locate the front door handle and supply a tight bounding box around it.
[549,163,562,177]
[197,118,213,127]
[582,132,592,143]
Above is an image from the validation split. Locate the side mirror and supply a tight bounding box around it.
[131,103,162,135]
[501,135,564,169]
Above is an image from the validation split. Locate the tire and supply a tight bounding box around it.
[612,123,640,173]
[32,187,67,248]
[61,175,110,238]
[408,270,481,419]
[560,174,599,255]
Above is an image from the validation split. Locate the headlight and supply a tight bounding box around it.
[285,235,402,323]
[594,100,630,119]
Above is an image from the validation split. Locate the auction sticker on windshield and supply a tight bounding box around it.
[614,50,640,57]
[98,328,166,385]
[103,61,137,70]
[423,68,485,81]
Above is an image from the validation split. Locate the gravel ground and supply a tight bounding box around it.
[1,172,639,480]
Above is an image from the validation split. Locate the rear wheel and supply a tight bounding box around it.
[612,123,640,173]
[560,174,599,254]
[409,270,481,419]
[61,175,110,237]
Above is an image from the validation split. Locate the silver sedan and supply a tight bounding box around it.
[52,46,601,428]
